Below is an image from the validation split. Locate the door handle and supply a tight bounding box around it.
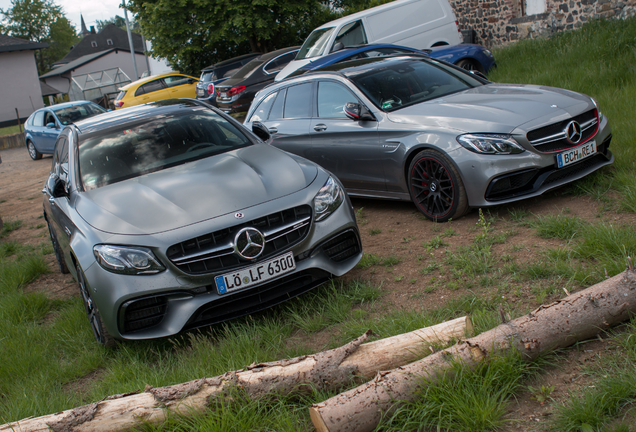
[268,127,278,134]
[313,124,327,132]
[64,227,71,238]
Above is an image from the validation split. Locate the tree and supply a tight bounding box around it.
[0,0,79,74]
[96,15,127,32]
[125,0,339,76]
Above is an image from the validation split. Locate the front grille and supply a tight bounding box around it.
[183,269,331,331]
[543,154,608,186]
[121,296,168,333]
[167,206,312,275]
[527,109,598,153]
[320,230,361,263]
[485,143,611,202]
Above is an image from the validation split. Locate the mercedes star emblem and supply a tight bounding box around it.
[234,227,265,260]
[565,121,582,145]
[235,212,245,219]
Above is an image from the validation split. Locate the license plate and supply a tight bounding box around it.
[215,252,295,294]
[556,141,596,168]
[196,88,204,96]
[220,92,227,98]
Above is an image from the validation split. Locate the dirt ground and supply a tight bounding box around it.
[1,145,634,430]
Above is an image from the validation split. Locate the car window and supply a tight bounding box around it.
[54,104,107,126]
[135,79,165,97]
[33,111,45,127]
[164,75,193,87]
[51,135,67,177]
[297,27,335,60]
[263,51,297,74]
[231,59,265,80]
[200,71,214,82]
[269,89,286,120]
[334,20,367,49]
[349,59,482,111]
[44,111,56,126]
[283,83,312,119]
[78,109,253,190]
[318,82,357,118]
[249,92,278,122]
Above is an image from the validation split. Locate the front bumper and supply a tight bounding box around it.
[83,195,361,341]
[457,115,613,208]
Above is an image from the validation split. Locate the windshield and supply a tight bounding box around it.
[230,59,265,80]
[54,104,107,125]
[296,27,335,60]
[79,109,252,190]
[347,58,484,112]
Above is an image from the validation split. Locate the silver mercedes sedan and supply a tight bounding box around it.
[245,55,613,222]
[43,100,361,346]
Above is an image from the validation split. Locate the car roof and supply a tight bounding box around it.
[300,44,427,70]
[119,72,197,91]
[35,100,95,113]
[306,54,428,77]
[255,46,300,62]
[201,53,261,71]
[73,99,207,135]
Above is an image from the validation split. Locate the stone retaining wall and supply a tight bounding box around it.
[450,0,636,47]
[0,133,25,150]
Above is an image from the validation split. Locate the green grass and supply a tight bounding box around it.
[0,125,22,137]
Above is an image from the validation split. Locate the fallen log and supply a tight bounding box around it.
[309,266,636,432]
[0,316,471,432]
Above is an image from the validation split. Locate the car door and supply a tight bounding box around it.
[164,75,197,99]
[309,80,385,192]
[41,110,61,153]
[253,83,314,159]
[29,110,46,152]
[134,78,168,105]
[43,132,73,260]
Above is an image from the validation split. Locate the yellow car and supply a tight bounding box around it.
[114,73,199,109]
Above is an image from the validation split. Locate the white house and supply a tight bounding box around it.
[0,34,47,128]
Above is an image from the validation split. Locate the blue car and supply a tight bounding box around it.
[24,101,107,160]
[287,43,496,77]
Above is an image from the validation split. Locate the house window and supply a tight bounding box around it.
[91,41,98,47]
[107,39,113,46]
[524,0,546,15]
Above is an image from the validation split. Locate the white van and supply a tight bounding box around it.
[275,0,462,81]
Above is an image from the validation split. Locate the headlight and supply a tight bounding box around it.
[314,177,344,222]
[591,97,604,121]
[93,245,165,275]
[482,49,494,58]
[457,134,525,155]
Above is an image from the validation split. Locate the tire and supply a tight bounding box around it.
[456,58,479,73]
[47,222,69,274]
[76,263,116,348]
[407,150,468,222]
[27,140,42,160]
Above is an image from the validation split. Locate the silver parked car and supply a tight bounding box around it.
[245,55,613,222]
[43,99,361,346]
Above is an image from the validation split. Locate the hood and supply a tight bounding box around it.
[387,84,593,134]
[76,144,318,235]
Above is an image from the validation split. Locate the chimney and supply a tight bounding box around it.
[90,26,96,34]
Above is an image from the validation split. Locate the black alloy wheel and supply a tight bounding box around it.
[408,150,468,222]
[76,264,116,347]
[47,221,69,274]
[27,141,42,160]
[456,59,479,72]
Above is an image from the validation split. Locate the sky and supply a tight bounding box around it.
[0,0,126,34]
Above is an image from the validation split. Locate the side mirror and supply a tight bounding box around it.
[252,121,271,142]
[47,174,68,198]
[344,102,376,122]
[331,42,344,53]
[46,122,57,129]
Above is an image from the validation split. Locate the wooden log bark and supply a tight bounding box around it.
[0,317,471,432]
[310,267,636,432]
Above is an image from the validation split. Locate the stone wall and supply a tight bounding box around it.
[451,0,636,47]
[0,133,26,150]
